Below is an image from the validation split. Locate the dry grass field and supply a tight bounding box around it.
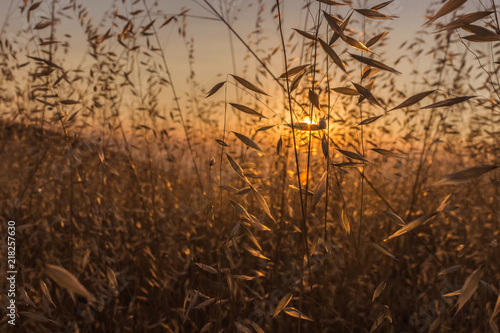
[1,0,499,332]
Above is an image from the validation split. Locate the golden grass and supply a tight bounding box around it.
[0,0,499,332]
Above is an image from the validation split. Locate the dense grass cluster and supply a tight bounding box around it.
[1,0,499,332]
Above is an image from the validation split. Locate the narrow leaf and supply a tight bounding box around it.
[385,213,437,241]
[350,53,401,74]
[436,165,498,185]
[337,148,371,163]
[232,132,262,152]
[195,263,218,274]
[368,241,399,261]
[250,184,276,223]
[230,103,267,118]
[279,64,309,78]
[425,0,468,25]
[283,307,314,321]
[420,96,475,109]
[46,264,96,302]
[231,75,269,96]
[352,82,383,108]
[456,265,484,313]
[389,90,435,111]
[371,148,403,158]
[318,38,348,74]
[358,115,383,126]
[366,31,389,48]
[372,281,387,302]
[355,9,397,20]
[206,81,225,98]
[273,292,293,318]
[312,171,327,211]
[333,87,360,95]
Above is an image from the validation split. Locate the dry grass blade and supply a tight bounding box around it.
[289,185,314,196]
[216,139,229,147]
[332,87,360,95]
[490,321,499,333]
[368,241,399,261]
[279,64,309,78]
[425,0,468,25]
[371,0,394,10]
[226,153,248,182]
[370,148,402,158]
[206,81,225,98]
[372,281,387,301]
[332,161,367,168]
[456,265,484,314]
[244,229,263,251]
[183,290,199,323]
[318,38,348,74]
[250,184,276,223]
[256,125,276,132]
[250,321,265,333]
[337,148,371,163]
[317,0,346,5]
[283,307,314,321]
[291,70,307,92]
[312,171,327,211]
[383,210,406,226]
[195,263,218,274]
[385,213,437,241]
[349,53,401,74]
[60,100,80,105]
[243,244,270,260]
[438,265,462,276]
[345,36,373,53]
[420,96,475,109]
[389,90,435,111]
[323,11,346,41]
[492,293,500,321]
[358,115,383,126]
[234,322,252,333]
[273,292,293,318]
[463,34,500,42]
[19,312,55,323]
[28,1,42,12]
[46,264,96,302]
[40,280,56,307]
[329,12,352,45]
[352,82,383,109]
[436,165,498,185]
[308,89,321,110]
[194,298,216,310]
[34,21,53,30]
[322,134,329,157]
[231,75,269,96]
[438,11,494,31]
[292,28,317,41]
[230,103,267,118]
[231,199,271,231]
[341,207,350,234]
[232,132,262,152]
[366,31,389,48]
[370,313,386,333]
[354,9,397,20]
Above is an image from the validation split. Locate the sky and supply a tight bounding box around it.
[0,0,490,121]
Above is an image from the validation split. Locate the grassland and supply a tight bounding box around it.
[1,0,500,332]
